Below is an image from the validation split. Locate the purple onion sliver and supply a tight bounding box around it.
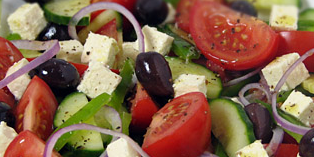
[44,123,150,157]
[68,2,145,52]
[199,151,219,157]
[238,83,271,106]
[271,94,310,135]
[224,67,262,87]
[265,127,284,156]
[0,40,60,89]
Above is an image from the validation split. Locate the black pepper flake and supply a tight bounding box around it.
[116,126,121,130]
[253,43,258,49]
[237,19,240,23]
[211,43,215,50]
[231,28,235,34]
[86,51,91,55]
[236,49,241,53]
[184,112,187,116]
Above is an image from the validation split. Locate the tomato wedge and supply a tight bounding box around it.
[277,31,314,72]
[4,130,61,157]
[15,76,58,140]
[0,37,24,80]
[275,144,299,157]
[189,1,279,70]
[175,0,222,33]
[142,92,211,157]
[130,83,159,133]
[95,19,119,41]
[0,87,15,109]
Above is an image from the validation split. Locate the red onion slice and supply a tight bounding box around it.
[199,151,219,157]
[224,67,262,87]
[44,123,150,157]
[0,40,60,89]
[238,83,271,106]
[68,2,145,53]
[265,127,284,156]
[271,49,314,135]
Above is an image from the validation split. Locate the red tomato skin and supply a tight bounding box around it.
[142,92,211,157]
[175,0,222,33]
[4,130,61,157]
[277,31,314,72]
[0,87,15,109]
[274,144,299,157]
[0,37,24,80]
[95,19,119,41]
[130,83,159,133]
[189,1,279,70]
[15,76,58,140]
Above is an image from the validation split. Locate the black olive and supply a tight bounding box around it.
[300,128,314,157]
[135,52,174,97]
[230,0,257,17]
[134,0,168,25]
[0,102,15,128]
[29,58,80,95]
[244,103,273,143]
[37,23,71,41]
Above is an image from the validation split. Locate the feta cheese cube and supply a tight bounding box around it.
[81,32,120,68]
[142,25,174,55]
[77,61,122,98]
[236,140,269,157]
[173,74,207,98]
[5,58,31,100]
[7,3,47,40]
[107,138,140,157]
[269,5,298,31]
[0,121,18,157]
[261,53,309,91]
[56,40,84,63]
[280,90,314,127]
[122,25,174,61]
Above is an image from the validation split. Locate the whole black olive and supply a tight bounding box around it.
[0,102,15,128]
[134,0,168,25]
[37,23,71,41]
[300,128,314,157]
[135,52,174,97]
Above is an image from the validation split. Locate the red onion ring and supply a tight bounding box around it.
[265,127,284,156]
[271,49,314,135]
[199,151,219,157]
[0,40,60,89]
[238,83,271,106]
[224,67,262,87]
[44,123,150,157]
[68,2,145,53]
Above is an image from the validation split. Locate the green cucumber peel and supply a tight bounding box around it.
[53,59,134,151]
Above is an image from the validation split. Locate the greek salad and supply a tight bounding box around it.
[1,0,314,157]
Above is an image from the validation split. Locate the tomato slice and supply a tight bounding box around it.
[0,37,24,80]
[189,1,279,70]
[0,87,15,109]
[4,130,61,157]
[95,19,119,41]
[142,92,211,157]
[277,31,314,72]
[274,144,299,157]
[130,83,159,133]
[90,0,136,12]
[15,76,58,140]
[175,0,222,33]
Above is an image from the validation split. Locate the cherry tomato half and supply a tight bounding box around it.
[15,76,58,140]
[0,37,24,80]
[175,0,222,33]
[130,83,159,133]
[189,1,279,70]
[277,31,314,72]
[4,130,61,157]
[142,92,211,157]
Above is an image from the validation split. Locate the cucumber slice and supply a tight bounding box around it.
[298,9,314,31]
[43,0,90,26]
[302,74,314,94]
[53,92,89,127]
[165,57,222,99]
[209,98,255,157]
[66,117,104,157]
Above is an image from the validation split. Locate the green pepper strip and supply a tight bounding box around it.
[53,59,134,151]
